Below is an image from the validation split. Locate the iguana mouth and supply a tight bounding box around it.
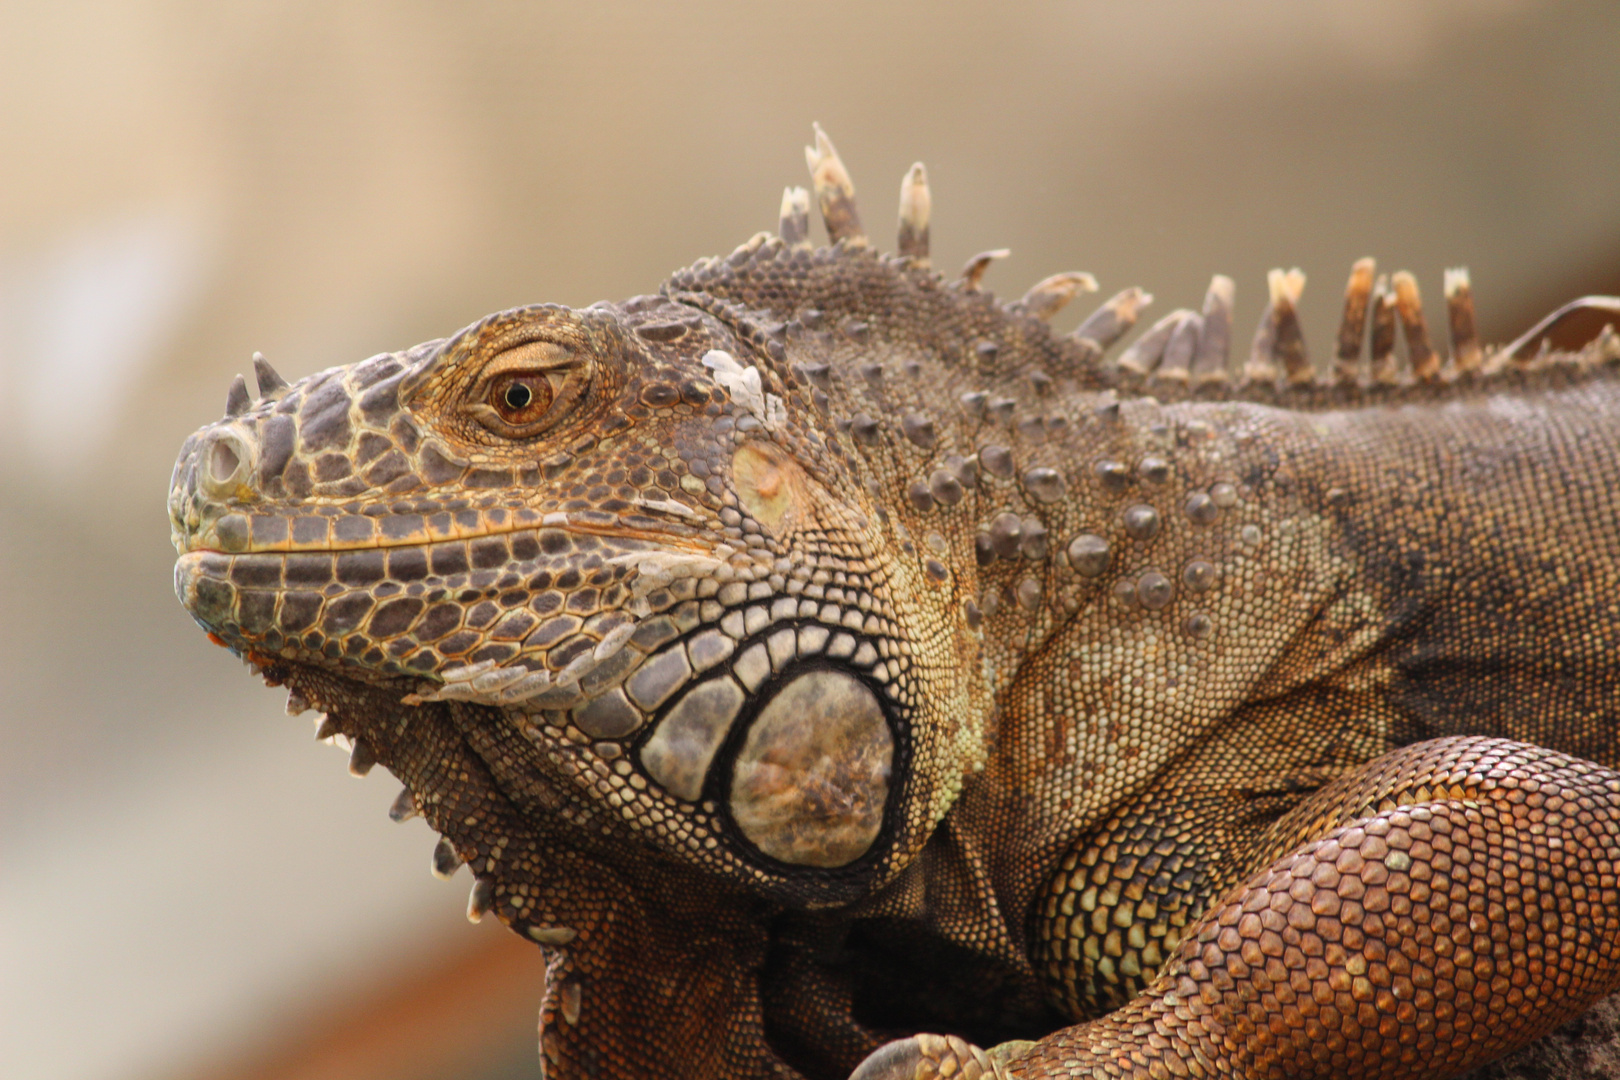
[172,526,656,683]
[173,503,713,558]
[171,514,712,686]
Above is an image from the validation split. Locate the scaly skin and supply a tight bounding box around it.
[169,128,1620,1079]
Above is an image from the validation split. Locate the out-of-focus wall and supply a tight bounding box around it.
[2,4,1616,1079]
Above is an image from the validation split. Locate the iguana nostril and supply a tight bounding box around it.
[199,430,255,501]
[209,440,241,485]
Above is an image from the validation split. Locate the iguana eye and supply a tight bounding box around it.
[490,373,552,425]
[463,338,591,437]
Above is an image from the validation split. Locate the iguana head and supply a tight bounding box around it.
[168,277,990,898]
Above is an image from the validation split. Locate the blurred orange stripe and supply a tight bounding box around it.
[181,928,547,1080]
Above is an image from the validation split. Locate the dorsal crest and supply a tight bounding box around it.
[666,126,1620,413]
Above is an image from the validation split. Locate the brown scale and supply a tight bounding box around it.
[168,127,1620,1080]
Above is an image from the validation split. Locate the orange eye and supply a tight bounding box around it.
[490,373,553,425]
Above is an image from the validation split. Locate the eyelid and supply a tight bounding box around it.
[472,342,583,406]
[483,339,577,376]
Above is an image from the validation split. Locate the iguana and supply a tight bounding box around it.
[168,126,1620,1080]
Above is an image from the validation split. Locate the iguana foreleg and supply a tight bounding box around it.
[855,737,1620,1079]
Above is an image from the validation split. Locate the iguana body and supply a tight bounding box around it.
[168,128,1620,1080]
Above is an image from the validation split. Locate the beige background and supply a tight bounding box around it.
[3,3,1618,1079]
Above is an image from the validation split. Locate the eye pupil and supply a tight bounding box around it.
[503,382,533,410]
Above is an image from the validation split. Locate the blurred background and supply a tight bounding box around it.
[2,3,1618,1079]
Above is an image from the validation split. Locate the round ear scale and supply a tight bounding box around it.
[727,670,894,869]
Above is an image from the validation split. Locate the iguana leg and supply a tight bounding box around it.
[853,737,1620,1079]
[1032,788,1263,1019]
